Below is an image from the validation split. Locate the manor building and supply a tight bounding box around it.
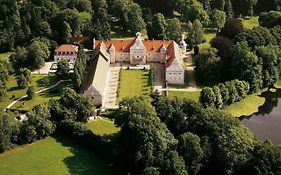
[82,33,186,106]
[93,32,185,84]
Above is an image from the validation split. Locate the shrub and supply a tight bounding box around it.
[27,86,35,100]
[200,88,216,108]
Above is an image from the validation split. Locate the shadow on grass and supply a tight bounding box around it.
[53,134,117,175]
[36,75,57,88]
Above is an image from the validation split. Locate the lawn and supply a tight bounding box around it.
[200,31,216,48]
[85,118,120,136]
[223,80,281,117]
[0,74,58,110]
[0,52,13,60]
[11,81,71,111]
[0,135,115,175]
[118,69,151,101]
[168,91,201,102]
[242,16,259,30]
[222,91,265,117]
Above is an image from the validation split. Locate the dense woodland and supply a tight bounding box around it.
[1,0,281,175]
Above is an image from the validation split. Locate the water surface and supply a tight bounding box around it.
[241,89,281,144]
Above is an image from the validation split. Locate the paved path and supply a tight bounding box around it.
[104,65,120,109]
[32,62,54,74]
[5,80,64,110]
[184,54,197,88]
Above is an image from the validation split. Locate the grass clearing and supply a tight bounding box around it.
[85,118,120,136]
[0,52,13,60]
[0,135,115,175]
[118,69,151,101]
[222,91,265,117]
[0,74,58,110]
[168,91,201,102]
[242,16,259,30]
[223,80,281,117]
[11,81,71,111]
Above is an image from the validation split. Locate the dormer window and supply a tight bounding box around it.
[152,46,155,50]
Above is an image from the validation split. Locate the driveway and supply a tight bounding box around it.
[150,63,166,94]
[32,62,54,74]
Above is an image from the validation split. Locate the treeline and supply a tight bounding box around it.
[2,0,280,53]
[111,94,281,175]
[0,88,96,152]
[200,80,250,109]
[195,15,281,107]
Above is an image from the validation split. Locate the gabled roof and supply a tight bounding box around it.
[55,44,78,52]
[81,43,110,95]
[94,39,173,53]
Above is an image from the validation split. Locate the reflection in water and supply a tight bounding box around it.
[241,89,281,144]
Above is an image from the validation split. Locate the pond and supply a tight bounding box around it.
[241,89,281,144]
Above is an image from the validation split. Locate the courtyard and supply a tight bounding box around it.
[117,69,152,101]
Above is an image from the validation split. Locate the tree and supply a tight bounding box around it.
[110,0,145,35]
[56,60,70,80]
[0,61,9,97]
[20,68,32,84]
[114,97,177,174]
[212,9,226,31]
[218,83,230,106]
[73,45,86,91]
[59,88,95,122]
[17,74,28,89]
[259,11,281,28]
[219,18,244,40]
[231,42,263,92]
[174,0,209,25]
[27,86,35,100]
[91,0,111,39]
[10,46,27,69]
[187,19,206,48]
[27,41,50,69]
[213,86,223,109]
[224,0,234,18]
[200,87,216,108]
[147,13,167,40]
[178,132,203,174]
[0,0,20,52]
[142,167,160,175]
[0,112,19,152]
[255,45,281,86]
[195,48,222,84]
[166,18,182,41]
[67,0,92,13]
[241,141,281,175]
[162,151,188,175]
[236,26,277,49]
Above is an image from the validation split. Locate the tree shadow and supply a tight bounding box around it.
[52,134,118,175]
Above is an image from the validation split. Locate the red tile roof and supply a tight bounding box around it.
[94,39,173,53]
[94,38,178,68]
[55,44,78,52]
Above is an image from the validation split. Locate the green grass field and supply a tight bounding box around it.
[85,118,120,136]
[0,135,115,175]
[242,16,259,29]
[118,69,151,101]
[0,52,13,60]
[223,80,281,117]
[11,81,71,111]
[0,75,58,110]
[168,91,201,102]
